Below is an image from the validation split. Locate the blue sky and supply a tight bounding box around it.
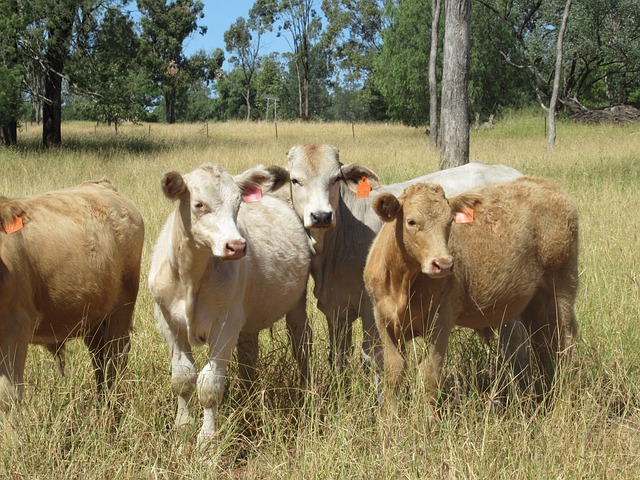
[182,1,290,58]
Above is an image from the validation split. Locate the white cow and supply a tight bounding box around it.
[271,143,524,373]
[148,164,311,441]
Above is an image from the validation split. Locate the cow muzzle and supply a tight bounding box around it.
[309,210,334,229]
[423,257,454,278]
[221,239,247,260]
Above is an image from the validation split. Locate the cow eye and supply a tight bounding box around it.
[291,178,301,186]
[194,201,205,210]
[407,219,417,227]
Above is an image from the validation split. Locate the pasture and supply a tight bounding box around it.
[1,113,639,478]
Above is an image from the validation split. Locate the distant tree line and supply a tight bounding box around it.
[1,0,638,147]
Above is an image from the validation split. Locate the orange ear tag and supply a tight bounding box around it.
[242,186,263,203]
[356,177,372,199]
[3,216,24,234]
[455,207,474,224]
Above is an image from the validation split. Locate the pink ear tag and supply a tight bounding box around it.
[3,216,24,234]
[242,186,263,203]
[455,207,474,224]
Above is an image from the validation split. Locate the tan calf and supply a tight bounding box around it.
[364,177,579,410]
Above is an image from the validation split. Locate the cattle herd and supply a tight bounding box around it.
[0,143,579,442]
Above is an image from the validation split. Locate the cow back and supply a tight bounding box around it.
[0,181,144,344]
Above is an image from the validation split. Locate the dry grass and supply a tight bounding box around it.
[1,115,639,478]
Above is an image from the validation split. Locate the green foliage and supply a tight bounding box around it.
[66,8,153,128]
[0,0,24,130]
[138,0,207,123]
[373,0,430,126]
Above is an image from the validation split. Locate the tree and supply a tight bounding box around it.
[224,16,264,121]
[439,0,471,170]
[321,0,385,82]
[374,0,430,126]
[477,0,640,111]
[20,0,85,147]
[428,0,442,146]
[67,7,153,131]
[254,53,289,120]
[0,0,23,145]
[548,0,572,149]
[138,0,206,124]
[253,0,323,120]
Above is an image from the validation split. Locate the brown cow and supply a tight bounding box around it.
[0,180,144,411]
[363,177,578,412]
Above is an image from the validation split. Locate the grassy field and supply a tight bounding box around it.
[1,113,639,478]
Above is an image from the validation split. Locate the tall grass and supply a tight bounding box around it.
[1,115,639,478]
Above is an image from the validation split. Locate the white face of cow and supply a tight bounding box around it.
[162,164,271,260]
[286,143,380,230]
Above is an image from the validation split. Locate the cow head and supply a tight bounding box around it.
[372,183,482,278]
[272,143,380,230]
[161,164,274,260]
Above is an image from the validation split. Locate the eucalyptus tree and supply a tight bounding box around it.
[14,0,92,147]
[66,7,153,131]
[0,0,22,145]
[439,0,471,169]
[252,0,323,120]
[477,0,640,110]
[224,12,267,120]
[373,0,430,127]
[138,0,206,124]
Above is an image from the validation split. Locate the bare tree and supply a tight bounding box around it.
[428,0,442,147]
[548,0,572,150]
[439,0,471,170]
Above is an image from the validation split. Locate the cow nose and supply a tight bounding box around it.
[222,239,247,259]
[425,257,454,277]
[310,211,333,227]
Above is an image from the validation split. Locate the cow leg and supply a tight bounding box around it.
[375,307,405,412]
[326,308,353,373]
[526,267,578,397]
[360,298,384,384]
[84,321,108,398]
[285,292,311,388]
[522,289,558,396]
[497,318,531,394]
[157,307,197,429]
[417,314,453,405]
[236,332,260,398]
[102,301,135,402]
[198,319,241,442]
[0,311,31,411]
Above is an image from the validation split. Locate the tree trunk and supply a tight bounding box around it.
[548,0,572,150]
[42,8,75,148]
[429,0,442,147]
[42,60,64,148]
[166,93,176,124]
[1,122,18,146]
[295,62,303,119]
[439,0,471,170]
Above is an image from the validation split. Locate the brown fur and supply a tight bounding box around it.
[364,176,579,408]
[0,181,144,411]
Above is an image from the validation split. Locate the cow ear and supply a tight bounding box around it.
[265,165,290,193]
[234,165,273,201]
[341,163,380,192]
[449,193,483,216]
[0,200,28,234]
[372,193,401,222]
[161,171,187,200]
